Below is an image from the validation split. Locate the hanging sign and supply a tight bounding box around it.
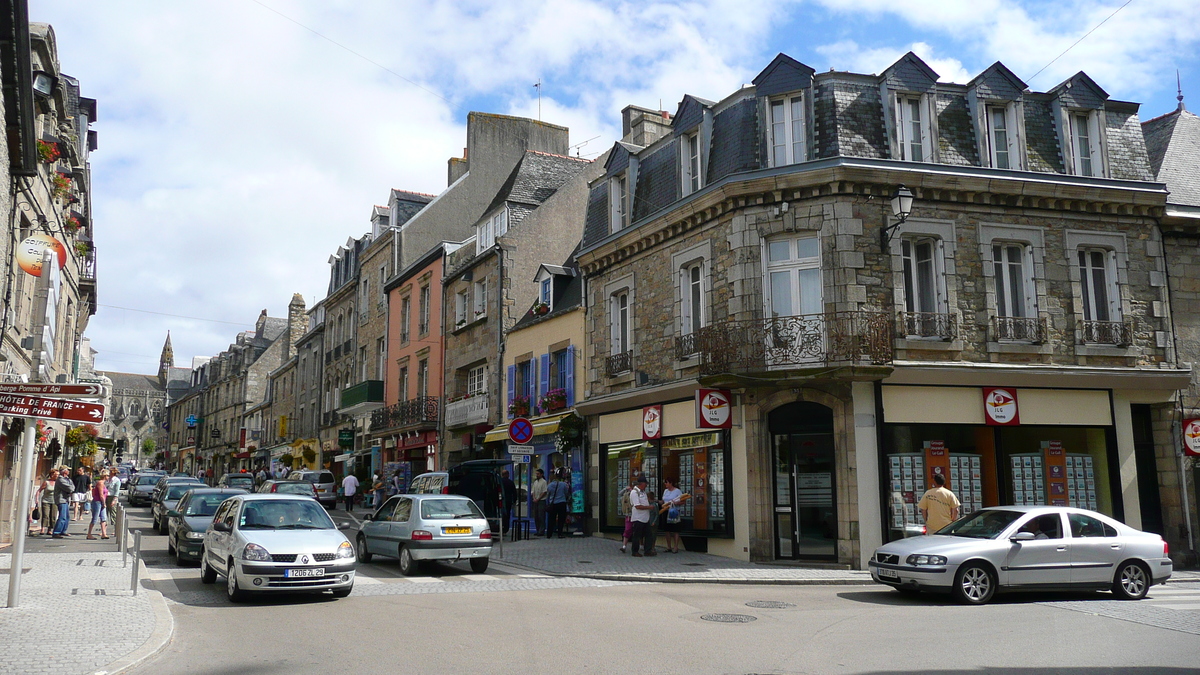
[1183,419,1200,457]
[982,387,1020,426]
[695,388,733,429]
[642,405,662,440]
[16,233,66,276]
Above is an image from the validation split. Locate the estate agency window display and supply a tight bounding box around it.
[602,432,729,535]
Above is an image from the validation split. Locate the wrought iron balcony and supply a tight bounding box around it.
[675,333,700,361]
[340,380,384,409]
[606,351,633,377]
[370,396,439,432]
[79,245,96,282]
[991,316,1048,343]
[897,312,957,340]
[1079,319,1134,346]
[697,311,893,376]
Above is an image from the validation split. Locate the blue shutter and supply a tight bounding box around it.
[540,353,551,396]
[565,345,576,408]
[528,358,538,410]
[506,365,516,419]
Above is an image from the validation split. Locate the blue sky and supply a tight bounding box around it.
[29,0,1200,374]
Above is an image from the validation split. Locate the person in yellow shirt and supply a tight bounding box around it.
[918,473,961,534]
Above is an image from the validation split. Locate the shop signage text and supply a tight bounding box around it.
[338,429,354,447]
[1183,419,1200,457]
[982,387,1020,426]
[507,444,534,454]
[696,389,733,429]
[0,383,105,398]
[642,405,662,440]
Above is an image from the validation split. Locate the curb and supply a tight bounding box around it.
[92,560,175,675]
[492,557,877,586]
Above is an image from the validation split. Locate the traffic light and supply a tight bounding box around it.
[115,439,126,463]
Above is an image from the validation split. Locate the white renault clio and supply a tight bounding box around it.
[201,493,356,602]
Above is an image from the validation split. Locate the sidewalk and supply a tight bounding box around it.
[490,534,875,584]
[0,517,172,675]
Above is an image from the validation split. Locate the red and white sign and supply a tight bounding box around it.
[0,394,106,423]
[696,389,733,429]
[508,417,534,444]
[927,440,945,456]
[642,405,662,440]
[0,383,105,398]
[982,387,1020,426]
[1183,419,1200,457]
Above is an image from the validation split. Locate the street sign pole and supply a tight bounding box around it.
[7,417,37,608]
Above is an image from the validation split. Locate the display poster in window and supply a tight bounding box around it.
[695,389,733,429]
[923,440,950,489]
[982,387,1020,426]
[1042,440,1067,506]
[692,448,709,529]
[1184,419,1200,457]
[642,405,662,440]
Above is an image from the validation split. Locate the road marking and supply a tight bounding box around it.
[517,573,550,578]
[1151,603,1200,610]
[354,575,382,585]
[461,574,499,581]
[404,577,444,583]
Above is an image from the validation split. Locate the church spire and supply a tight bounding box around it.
[158,332,174,385]
[1179,69,1186,112]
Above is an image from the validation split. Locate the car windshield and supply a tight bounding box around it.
[239,500,335,530]
[421,498,483,520]
[225,476,254,487]
[185,494,232,516]
[137,476,159,486]
[299,472,333,484]
[938,509,1024,538]
[276,483,315,495]
[166,486,194,500]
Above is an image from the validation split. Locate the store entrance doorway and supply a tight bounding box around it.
[770,402,837,560]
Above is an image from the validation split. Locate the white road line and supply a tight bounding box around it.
[404,577,445,583]
[460,574,499,582]
[1149,603,1200,610]
[354,575,383,585]
[517,574,550,578]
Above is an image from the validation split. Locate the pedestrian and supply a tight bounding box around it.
[627,476,655,557]
[36,470,57,535]
[87,469,109,540]
[660,478,684,554]
[546,470,571,538]
[500,469,517,535]
[917,472,961,534]
[618,477,636,553]
[388,471,402,497]
[371,474,386,509]
[105,468,121,512]
[530,468,547,536]
[646,489,661,555]
[256,466,267,486]
[53,467,74,538]
[341,472,359,513]
[71,466,91,521]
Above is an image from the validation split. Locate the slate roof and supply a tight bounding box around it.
[101,371,165,393]
[1143,108,1200,207]
[483,150,591,216]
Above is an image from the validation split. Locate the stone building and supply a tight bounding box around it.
[94,334,188,466]
[577,52,1189,567]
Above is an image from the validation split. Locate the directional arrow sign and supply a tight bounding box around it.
[0,394,106,423]
[0,383,106,398]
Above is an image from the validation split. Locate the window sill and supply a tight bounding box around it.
[674,354,700,370]
[606,371,635,385]
[1075,344,1138,357]
[450,316,487,335]
[895,338,963,352]
[986,341,1053,355]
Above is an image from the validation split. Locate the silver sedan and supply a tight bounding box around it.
[868,506,1172,604]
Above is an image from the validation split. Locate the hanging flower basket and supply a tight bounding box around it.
[36,140,60,164]
[64,215,82,234]
[52,172,71,200]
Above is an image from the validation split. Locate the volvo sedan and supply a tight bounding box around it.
[201,494,356,602]
[356,494,492,575]
[868,506,1172,605]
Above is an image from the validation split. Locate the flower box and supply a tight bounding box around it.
[52,172,71,200]
[508,395,530,418]
[539,388,568,413]
[532,302,550,316]
[36,140,60,164]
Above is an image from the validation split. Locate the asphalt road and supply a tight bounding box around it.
[122,499,1200,675]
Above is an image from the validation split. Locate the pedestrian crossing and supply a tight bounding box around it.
[1144,582,1200,611]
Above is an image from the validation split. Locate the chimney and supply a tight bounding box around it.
[447,146,468,186]
[620,105,672,146]
[287,293,306,360]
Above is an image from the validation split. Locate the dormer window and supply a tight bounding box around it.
[476,208,507,254]
[1069,112,1102,177]
[896,95,929,162]
[540,278,552,306]
[768,94,806,167]
[610,173,628,233]
[987,105,1019,170]
[681,131,702,196]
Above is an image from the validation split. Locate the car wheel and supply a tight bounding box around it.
[200,552,216,584]
[398,545,417,576]
[331,584,353,598]
[167,535,176,556]
[151,515,159,530]
[356,534,373,563]
[953,563,996,605]
[159,518,169,536]
[226,559,248,602]
[470,557,489,574]
[1112,561,1150,600]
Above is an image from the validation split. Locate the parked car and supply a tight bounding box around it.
[216,473,257,491]
[166,488,247,564]
[289,470,337,507]
[200,493,356,601]
[867,506,1172,605]
[356,494,492,575]
[127,473,168,506]
[257,480,319,499]
[152,482,206,534]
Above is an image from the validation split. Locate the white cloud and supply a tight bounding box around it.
[815,40,972,82]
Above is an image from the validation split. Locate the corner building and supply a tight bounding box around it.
[577,53,1189,569]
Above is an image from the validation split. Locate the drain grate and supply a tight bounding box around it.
[576,560,593,564]
[701,613,757,623]
[682,562,705,567]
[745,601,795,609]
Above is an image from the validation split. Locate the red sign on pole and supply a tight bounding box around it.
[0,394,106,423]
[0,383,105,398]
[508,417,534,444]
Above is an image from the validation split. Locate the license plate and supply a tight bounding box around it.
[284,568,325,578]
[877,568,899,580]
[443,527,471,534]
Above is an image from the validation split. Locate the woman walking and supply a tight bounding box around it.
[87,469,109,540]
[660,478,684,554]
[35,470,57,536]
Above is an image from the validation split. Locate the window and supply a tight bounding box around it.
[551,349,570,391]
[477,208,507,253]
[515,360,532,399]
[378,267,387,305]
[769,94,806,167]
[376,338,386,380]
[992,244,1035,318]
[1067,112,1103,177]
[610,174,628,232]
[417,359,428,400]
[400,297,411,343]
[359,346,368,381]
[987,106,1018,170]
[680,262,705,335]
[765,236,821,318]
[454,289,469,326]
[398,366,408,401]
[473,279,487,318]
[896,95,928,162]
[418,286,430,334]
[540,278,552,306]
[1068,513,1117,538]
[900,238,945,314]
[611,291,630,354]
[1078,248,1118,322]
[467,365,487,396]
[681,132,701,196]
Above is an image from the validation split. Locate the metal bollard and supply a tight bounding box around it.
[130,530,141,595]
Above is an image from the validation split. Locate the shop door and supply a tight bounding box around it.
[773,432,837,560]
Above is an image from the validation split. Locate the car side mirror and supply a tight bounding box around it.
[212,520,231,533]
[167,509,179,518]
[1010,531,1036,542]
[338,522,350,530]
[362,514,372,522]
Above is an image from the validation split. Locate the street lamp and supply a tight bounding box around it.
[31,70,56,98]
[880,185,914,249]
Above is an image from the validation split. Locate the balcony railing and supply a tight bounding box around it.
[79,246,96,282]
[1079,319,1134,346]
[698,311,893,376]
[991,316,1048,343]
[445,395,489,428]
[897,312,957,340]
[370,396,439,432]
[340,380,384,409]
[418,322,429,335]
[400,330,410,344]
[606,351,633,377]
[675,333,700,361]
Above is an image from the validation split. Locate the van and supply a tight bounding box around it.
[411,460,512,522]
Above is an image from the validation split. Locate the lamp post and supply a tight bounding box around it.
[880,185,914,249]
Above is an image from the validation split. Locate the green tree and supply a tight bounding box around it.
[142,438,156,456]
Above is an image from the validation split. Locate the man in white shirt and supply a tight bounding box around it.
[341,473,359,513]
[530,469,548,536]
[628,475,655,557]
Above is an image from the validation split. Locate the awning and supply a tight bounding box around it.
[483,412,573,443]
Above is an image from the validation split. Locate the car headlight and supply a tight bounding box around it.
[336,541,355,559]
[185,531,205,540]
[906,554,948,566]
[242,543,271,561]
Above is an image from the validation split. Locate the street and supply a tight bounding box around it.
[116,501,1200,675]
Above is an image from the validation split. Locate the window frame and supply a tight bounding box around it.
[991,242,1037,319]
[416,359,428,400]
[467,364,487,397]
[1077,247,1120,323]
[473,278,487,319]
[768,93,807,167]
[418,285,430,334]
[611,290,631,355]
[540,278,552,307]
[610,173,628,233]
[986,104,1019,170]
[681,131,702,196]
[454,288,469,326]
[1069,111,1103,177]
[763,234,822,319]
[895,94,930,163]
[900,237,947,315]
[680,261,706,336]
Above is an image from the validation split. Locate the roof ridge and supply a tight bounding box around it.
[526,149,591,162]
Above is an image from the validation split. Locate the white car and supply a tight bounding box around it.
[868,506,1172,605]
[200,493,356,602]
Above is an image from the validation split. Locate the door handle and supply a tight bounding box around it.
[1056,546,1067,551]
[1110,544,1121,549]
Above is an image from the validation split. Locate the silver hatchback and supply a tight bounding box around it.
[356,494,492,575]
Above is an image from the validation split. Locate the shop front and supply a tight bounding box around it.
[484,412,586,535]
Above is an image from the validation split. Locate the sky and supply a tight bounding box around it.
[30,0,1200,375]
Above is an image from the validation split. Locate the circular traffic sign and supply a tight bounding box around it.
[509,417,534,444]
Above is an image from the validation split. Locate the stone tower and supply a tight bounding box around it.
[287,293,307,359]
[158,332,174,386]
